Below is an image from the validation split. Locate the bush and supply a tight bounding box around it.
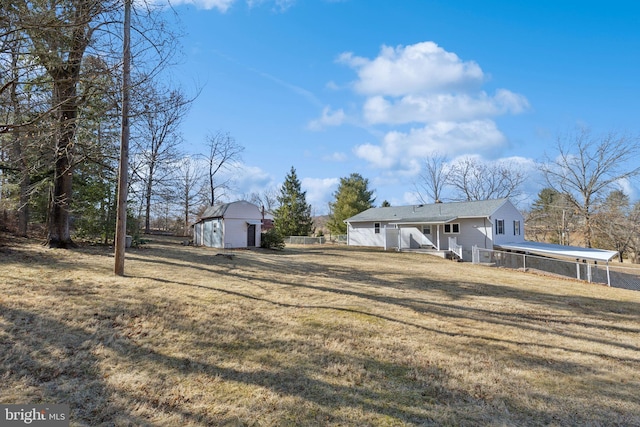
[261,228,285,250]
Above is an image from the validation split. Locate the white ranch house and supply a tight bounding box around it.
[345,198,525,261]
[193,201,263,249]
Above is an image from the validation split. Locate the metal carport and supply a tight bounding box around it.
[495,241,618,286]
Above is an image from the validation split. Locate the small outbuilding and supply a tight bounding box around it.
[193,200,263,249]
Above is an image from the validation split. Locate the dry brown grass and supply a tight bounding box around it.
[1,235,639,426]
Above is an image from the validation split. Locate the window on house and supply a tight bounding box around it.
[513,220,521,236]
[444,223,460,233]
[374,223,380,234]
[495,219,505,235]
[422,225,431,235]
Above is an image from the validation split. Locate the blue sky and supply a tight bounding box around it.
[161,0,640,214]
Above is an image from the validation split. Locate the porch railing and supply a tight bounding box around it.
[449,237,463,259]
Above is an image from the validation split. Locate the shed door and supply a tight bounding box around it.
[247,224,256,247]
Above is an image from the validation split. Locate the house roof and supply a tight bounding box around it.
[345,198,512,224]
[496,241,618,262]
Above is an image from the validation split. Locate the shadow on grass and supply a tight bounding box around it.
[137,274,640,365]
[125,245,640,356]
[3,238,639,425]
[0,302,488,425]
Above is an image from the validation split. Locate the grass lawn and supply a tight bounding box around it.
[1,235,639,426]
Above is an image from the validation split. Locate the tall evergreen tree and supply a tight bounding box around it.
[273,167,313,237]
[526,187,575,244]
[327,173,375,235]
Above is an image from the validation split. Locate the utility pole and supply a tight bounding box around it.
[114,0,131,276]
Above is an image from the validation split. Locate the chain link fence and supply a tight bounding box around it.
[285,235,348,245]
[285,236,326,245]
[472,247,640,291]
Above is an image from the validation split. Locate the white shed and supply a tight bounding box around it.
[193,201,263,249]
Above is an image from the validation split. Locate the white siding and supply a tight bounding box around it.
[223,219,247,248]
[348,221,386,247]
[199,218,223,248]
[455,218,493,250]
[399,227,434,249]
[194,223,202,245]
[222,202,262,248]
[489,201,525,245]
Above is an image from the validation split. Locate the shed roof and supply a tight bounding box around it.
[345,198,511,224]
[199,203,231,220]
[197,200,261,222]
[496,241,618,262]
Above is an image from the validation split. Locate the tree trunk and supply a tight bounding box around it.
[144,166,154,234]
[9,43,29,237]
[209,170,215,206]
[47,79,77,248]
[184,197,189,237]
[17,171,30,237]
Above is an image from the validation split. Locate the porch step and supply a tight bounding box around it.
[420,244,437,250]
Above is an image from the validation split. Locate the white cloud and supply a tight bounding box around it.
[354,120,506,171]
[339,41,484,96]
[307,106,346,130]
[363,90,529,125]
[166,0,236,12]
[302,177,340,214]
[322,152,348,162]
[333,41,530,173]
[164,0,295,12]
[247,0,296,11]
[615,177,637,200]
[220,163,276,200]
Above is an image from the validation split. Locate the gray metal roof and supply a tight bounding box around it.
[496,241,618,262]
[345,198,510,224]
[199,203,231,220]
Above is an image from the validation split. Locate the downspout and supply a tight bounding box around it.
[484,217,488,249]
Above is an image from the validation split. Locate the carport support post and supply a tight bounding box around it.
[606,262,611,287]
[576,259,581,281]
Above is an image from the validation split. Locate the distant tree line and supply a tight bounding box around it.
[2,3,639,263]
[415,128,640,261]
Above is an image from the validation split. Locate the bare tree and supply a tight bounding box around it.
[247,187,279,212]
[4,29,30,236]
[592,190,640,262]
[174,156,204,236]
[448,157,525,202]
[541,128,640,247]
[627,201,640,263]
[203,131,244,206]
[130,84,192,233]
[415,153,449,203]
